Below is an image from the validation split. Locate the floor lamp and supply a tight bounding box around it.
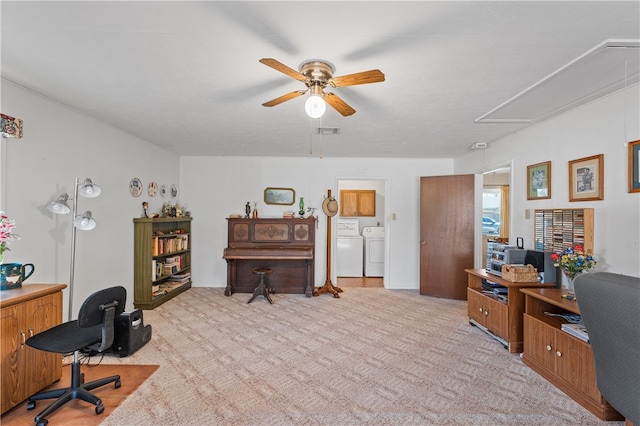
[47,177,101,320]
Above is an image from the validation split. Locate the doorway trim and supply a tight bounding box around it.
[476,160,513,269]
[336,177,390,288]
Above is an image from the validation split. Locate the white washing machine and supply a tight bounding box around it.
[336,219,364,277]
[363,227,385,277]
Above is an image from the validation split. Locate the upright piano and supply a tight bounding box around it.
[223,217,316,297]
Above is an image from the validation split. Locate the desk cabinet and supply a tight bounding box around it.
[520,288,622,421]
[467,287,507,340]
[466,269,554,353]
[1,284,66,414]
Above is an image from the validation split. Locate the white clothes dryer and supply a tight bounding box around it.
[363,227,385,277]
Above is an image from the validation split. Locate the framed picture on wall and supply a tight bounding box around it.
[569,154,604,202]
[527,161,551,200]
[264,187,295,205]
[628,140,640,193]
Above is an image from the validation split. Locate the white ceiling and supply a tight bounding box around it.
[1,1,639,159]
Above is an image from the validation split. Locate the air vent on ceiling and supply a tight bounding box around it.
[316,127,340,135]
[475,39,640,124]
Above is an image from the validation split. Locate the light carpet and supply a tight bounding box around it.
[94,287,622,425]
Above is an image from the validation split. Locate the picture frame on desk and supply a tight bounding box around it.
[527,161,551,200]
[569,154,604,202]
[628,140,640,193]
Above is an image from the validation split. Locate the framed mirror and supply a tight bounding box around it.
[264,187,295,205]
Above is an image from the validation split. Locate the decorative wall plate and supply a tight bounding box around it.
[171,184,178,198]
[160,184,168,198]
[148,181,158,197]
[130,178,142,197]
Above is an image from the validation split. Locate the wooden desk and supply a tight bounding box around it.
[465,269,554,353]
[520,288,623,421]
[1,283,66,414]
[223,217,316,297]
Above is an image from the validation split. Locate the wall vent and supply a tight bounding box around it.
[316,127,340,135]
[471,142,488,150]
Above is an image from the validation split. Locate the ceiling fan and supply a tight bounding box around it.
[259,58,385,117]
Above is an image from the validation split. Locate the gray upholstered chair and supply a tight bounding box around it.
[574,272,640,425]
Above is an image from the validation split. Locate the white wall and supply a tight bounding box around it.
[179,156,453,290]
[4,78,637,319]
[1,80,180,319]
[455,84,640,277]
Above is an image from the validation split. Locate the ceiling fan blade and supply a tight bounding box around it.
[262,90,307,107]
[324,92,356,116]
[330,69,385,87]
[259,58,307,81]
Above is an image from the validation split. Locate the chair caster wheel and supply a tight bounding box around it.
[115,379,121,389]
[36,420,48,426]
[95,403,105,415]
[27,400,36,410]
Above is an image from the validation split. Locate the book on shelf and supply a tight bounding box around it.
[171,271,191,280]
[165,254,184,269]
[168,271,191,285]
[163,262,180,276]
[561,323,589,343]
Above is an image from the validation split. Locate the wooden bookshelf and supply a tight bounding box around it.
[133,217,192,309]
[534,209,594,255]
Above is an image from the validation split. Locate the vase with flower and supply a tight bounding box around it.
[0,212,34,290]
[550,244,597,297]
[0,211,18,265]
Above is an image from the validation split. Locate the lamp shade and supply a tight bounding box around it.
[78,178,101,198]
[47,193,71,214]
[73,211,96,230]
[305,95,326,118]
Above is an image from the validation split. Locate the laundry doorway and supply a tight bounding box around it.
[335,178,387,287]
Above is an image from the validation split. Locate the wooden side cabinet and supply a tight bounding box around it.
[1,283,66,414]
[520,288,623,421]
[134,217,192,310]
[340,190,375,217]
[466,269,554,353]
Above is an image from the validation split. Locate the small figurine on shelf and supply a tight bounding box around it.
[298,197,305,218]
[252,201,258,218]
[142,202,149,218]
[245,202,251,219]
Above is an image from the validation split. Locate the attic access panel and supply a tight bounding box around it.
[476,39,640,124]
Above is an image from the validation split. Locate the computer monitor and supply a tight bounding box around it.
[524,250,558,285]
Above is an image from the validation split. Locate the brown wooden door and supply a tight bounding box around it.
[419,175,474,299]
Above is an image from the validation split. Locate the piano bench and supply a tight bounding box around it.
[248,268,274,304]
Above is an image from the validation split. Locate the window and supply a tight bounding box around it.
[482,187,501,236]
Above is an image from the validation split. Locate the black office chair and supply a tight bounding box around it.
[25,286,127,426]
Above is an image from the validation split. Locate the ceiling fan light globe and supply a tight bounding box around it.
[305,95,326,118]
